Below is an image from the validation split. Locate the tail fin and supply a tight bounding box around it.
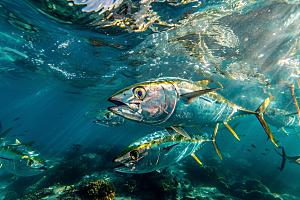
[274,146,286,171]
[211,124,223,160]
[190,124,222,165]
[255,96,278,147]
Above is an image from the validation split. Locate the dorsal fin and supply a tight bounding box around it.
[22,141,35,147]
[15,139,21,145]
[180,88,220,103]
[171,126,191,139]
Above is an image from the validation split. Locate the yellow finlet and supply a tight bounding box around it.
[215,80,224,89]
[196,80,212,86]
[194,126,201,132]
[223,122,240,141]
[191,153,202,165]
[15,139,21,145]
[0,164,2,168]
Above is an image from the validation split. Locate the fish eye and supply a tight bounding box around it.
[133,87,146,100]
[105,114,110,119]
[130,150,139,160]
[27,159,34,167]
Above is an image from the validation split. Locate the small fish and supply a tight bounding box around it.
[84,109,134,127]
[265,148,270,151]
[18,134,25,136]
[247,149,251,152]
[72,144,82,147]
[108,77,277,146]
[13,117,20,121]
[261,153,266,156]
[0,124,47,176]
[274,146,300,171]
[112,124,222,173]
[24,130,28,132]
[11,135,17,137]
[71,146,80,151]
[251,144,256,148]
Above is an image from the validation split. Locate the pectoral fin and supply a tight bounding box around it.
[162,143,180,155]
[180,88,220,103]
[0,157,13,161]
[165,127,175,137]
[171,126,191,139]
[284,112,298,116]
[194,126,201,132]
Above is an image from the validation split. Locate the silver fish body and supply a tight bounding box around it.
[0,144,47,176]
[108,77,240,126]
[112,130,216,173]
[108,77,277,146]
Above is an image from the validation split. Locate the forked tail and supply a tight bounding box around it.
[274,146,287,171]
[211,123,223,160]
[191,124,222,166]
[225,96,277,147]
[255,96,278,147]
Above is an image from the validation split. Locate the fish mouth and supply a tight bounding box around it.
[111,163,127,170]
[108,97,143,121]
[108,97,128,107]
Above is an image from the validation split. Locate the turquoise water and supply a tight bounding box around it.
[0,0,300,199]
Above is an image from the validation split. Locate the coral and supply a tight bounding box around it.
[245,179,270,193]
[113,171,178,200]
[3,191,18,200]
[77,179,115,200]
